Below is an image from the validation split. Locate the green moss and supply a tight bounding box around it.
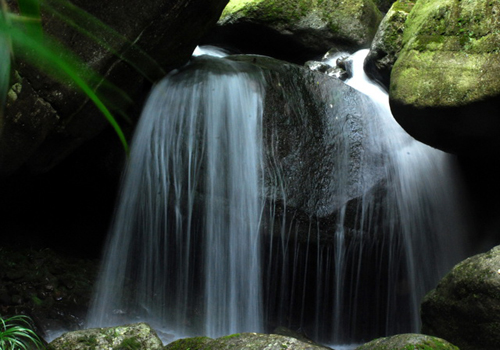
[391,0,415,13]
[220,333,241,340]
[164,336,213,350]
[117,337,142,350]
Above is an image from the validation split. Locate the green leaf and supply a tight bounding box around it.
[0,3,11,113]
[17,0,43,40]
[1,19,130,154]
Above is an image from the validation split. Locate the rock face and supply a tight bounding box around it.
[165,333,332,350]
[0,0,229,176]
[355,333,459,350]
[364,0,415,90]
[48,323,163,350]
[229,55,386,228]
[389,0,500,155]
[421,245,500,350]
[0,246,98,337]
[205,0,383,63]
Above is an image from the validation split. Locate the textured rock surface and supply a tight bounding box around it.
[166,333,332,350]
[355,333,459,350]
[48,323,163,350]
[364,0,415,90]
[205,0,382,63]
[0,0,229,176]
[389,0,500,155]
[421,245,500,350]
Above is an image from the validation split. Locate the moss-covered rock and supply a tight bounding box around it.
[355,333,459,349]
[421,245,500,350]
[389,0,500,155]
[364,0,415,89]
[205,0,382,63]
[48,323,163,350]
[166,333,332,350]
[164,336,213,350]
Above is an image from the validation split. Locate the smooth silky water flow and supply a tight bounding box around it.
[86,48,468,348]
[87,54,266,338]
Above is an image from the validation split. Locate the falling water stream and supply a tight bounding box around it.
[87,48,468,347]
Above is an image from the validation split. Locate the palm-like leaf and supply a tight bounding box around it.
[0,315,45,350]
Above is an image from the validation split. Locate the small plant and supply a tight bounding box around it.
[0,0,164,155]
[0,315,45,350]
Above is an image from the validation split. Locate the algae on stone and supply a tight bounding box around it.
[388,0,500,155]
[355,333,459,350]
[365,0,416,89]
[48,323,164,350]
[219,0,383,52]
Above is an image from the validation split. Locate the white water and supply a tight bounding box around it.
[86,48,469,346]
[87,56,266,338]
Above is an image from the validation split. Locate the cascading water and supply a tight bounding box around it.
[87,56,266,338]
[87,48,469,347]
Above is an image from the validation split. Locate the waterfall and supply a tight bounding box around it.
[87,56,266,338]
[87,48,469,347]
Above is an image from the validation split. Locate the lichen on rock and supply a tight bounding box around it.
[355,333,459,349]
[388,0,500,155]
[48,323,164,350]
[210,0,383,61]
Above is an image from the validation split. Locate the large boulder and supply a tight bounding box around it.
[204,0,383,63]
[389,0,500,155]
[165,332,332,350]
[229,54,386,231]
[48,323,164,350]
[0,0,229,176]
[364,0,415,90]
[355,333,459,350]
[421,245,500,350]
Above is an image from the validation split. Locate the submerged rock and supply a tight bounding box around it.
[355,333,459,349]
[48,323,163,350]
[166,333,332,350]
[205,0,383,63]
[389,0,500,155]
[421,245,500,350]
[364,0,415,90]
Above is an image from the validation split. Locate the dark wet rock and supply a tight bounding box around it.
[1,0,229,176]
[421,245,500,350]
[0,246,98,338]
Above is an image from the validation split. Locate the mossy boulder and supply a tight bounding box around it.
[355,333,459,349]
[364,0,416,89]
[205,0,383,63]
[48,323,163,350]
[164,336,213,350]
[421,245,500,350]
[389,0,500,155]
[166,333,332,350]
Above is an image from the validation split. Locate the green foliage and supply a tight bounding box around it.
[0,0,164,155]
[0,315,45,350]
